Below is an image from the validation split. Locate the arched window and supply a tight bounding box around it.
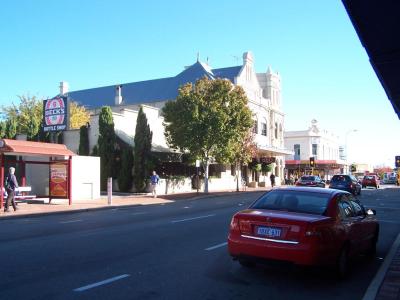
[275,122,278,139]
[253,119,258,134]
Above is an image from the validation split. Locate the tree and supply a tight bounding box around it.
[133,106,153,192]
[69,102,90,129]
[78,125,90,155]
[2,95,42,138]
[118,147,134,192]
[230,130,258,191]
[162,77,253,193]
[5,118,17,139]
[0,121,6,138]
[98,106,116,190]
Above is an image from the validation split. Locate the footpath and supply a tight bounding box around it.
[0,186,398,300]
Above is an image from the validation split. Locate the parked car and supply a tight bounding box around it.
[329,174,361,195]
[362,175,380,189]
[227,187,378,277]
[295,175,325,188]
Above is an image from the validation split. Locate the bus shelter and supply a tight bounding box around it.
[0,139,75,209]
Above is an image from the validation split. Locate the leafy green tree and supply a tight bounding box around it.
[78,125,90,155]
[133,106,153,192]
[0,121,6,138]
[26,117,39,141]
[162,77,253,193]
[98,106,116,190]
[5,118,17,139]
[118,147,134,192]
[91,145,99,156]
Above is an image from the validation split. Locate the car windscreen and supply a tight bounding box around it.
[331,175,350,183]
[250,190,330,215]
[300,176,315,181]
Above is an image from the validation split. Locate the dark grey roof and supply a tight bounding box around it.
[66,62,242,109]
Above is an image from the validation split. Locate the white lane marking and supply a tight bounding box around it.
[73,274,130,292]
[205,242,228,251]
[60,219,82,224]
[183,206,190,209]
[171,214,215,224]
[130,212,147,216]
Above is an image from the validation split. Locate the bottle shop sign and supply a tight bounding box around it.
[43,97,68,132]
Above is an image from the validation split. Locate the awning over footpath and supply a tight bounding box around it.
[342,0,400,119]
[0,139,75,157]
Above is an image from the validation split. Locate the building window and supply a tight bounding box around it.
[261,122,267,136]
[294,144,300,160]
[253,120,258,134]
[274,122,278,139]
[312,144,318,156]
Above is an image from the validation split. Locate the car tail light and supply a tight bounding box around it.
[239,220,252,234]
[230,216,240,232]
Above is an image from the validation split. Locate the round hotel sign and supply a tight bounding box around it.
[43,97,68,132]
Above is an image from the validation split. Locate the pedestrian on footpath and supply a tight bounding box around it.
[150,171,160,198]
[4,167,19,212]
[270,173,276,188]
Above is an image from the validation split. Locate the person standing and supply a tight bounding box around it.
[4,167,19,212]
[150,171,160,198]
[270,173,276,188]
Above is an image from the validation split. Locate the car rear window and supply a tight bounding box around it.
[331,175,350,183]
[300,176,316,181]
[364,176,374,180]
[250,190,330,215]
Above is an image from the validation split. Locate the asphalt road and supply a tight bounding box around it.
[1,185,399,300]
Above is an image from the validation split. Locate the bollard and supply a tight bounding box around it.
[107,177,112,205]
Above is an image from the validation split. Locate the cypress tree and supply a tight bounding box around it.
[0,121,5,138]
[5,118,17,139]
[117,146,134,192]
[98,106,116,190]
[78,125,90,155]
[133,107,153,192]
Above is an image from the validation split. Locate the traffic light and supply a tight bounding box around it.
[310,157,315,167]
[396,156,400,168]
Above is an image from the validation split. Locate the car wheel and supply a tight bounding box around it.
[336,245,350,279]
[239,259,256,268]
[366,230,379,259]
[358,188,361,195]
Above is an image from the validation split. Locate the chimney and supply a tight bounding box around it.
[59,81,69,95]
[115,85,123,105]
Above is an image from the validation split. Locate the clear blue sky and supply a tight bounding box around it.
[1,0,399,167]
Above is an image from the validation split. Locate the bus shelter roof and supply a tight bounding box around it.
[0,139,75,158]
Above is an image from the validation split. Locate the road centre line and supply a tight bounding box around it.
[60,219,82,224]
[171,214,216,223]
[73,274,130,292]
[205,242,228,251]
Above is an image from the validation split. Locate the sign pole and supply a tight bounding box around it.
[196,160,200,194]
[107,177,112,205]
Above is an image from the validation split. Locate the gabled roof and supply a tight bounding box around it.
[67,62,242,109]
[0,139,75,157]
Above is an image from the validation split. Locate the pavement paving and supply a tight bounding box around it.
[1,185,400,299]
[0,187,266,220]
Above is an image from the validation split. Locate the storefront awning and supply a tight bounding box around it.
[0,139,76,157]
[258,145,294,156]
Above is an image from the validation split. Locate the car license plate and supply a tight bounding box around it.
[257,226,282,238]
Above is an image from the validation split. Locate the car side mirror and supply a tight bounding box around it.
[366,208,376,216]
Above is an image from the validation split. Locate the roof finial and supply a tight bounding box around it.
[197,52,199,62]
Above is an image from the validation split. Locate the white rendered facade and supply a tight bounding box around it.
[63,51,291,187]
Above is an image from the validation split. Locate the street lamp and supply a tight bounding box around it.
[345,129,358,174]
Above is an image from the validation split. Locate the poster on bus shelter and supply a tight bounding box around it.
[50,163,68,197]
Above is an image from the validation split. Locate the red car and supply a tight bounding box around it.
[228,187,378,276]
[362,175,380,189]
